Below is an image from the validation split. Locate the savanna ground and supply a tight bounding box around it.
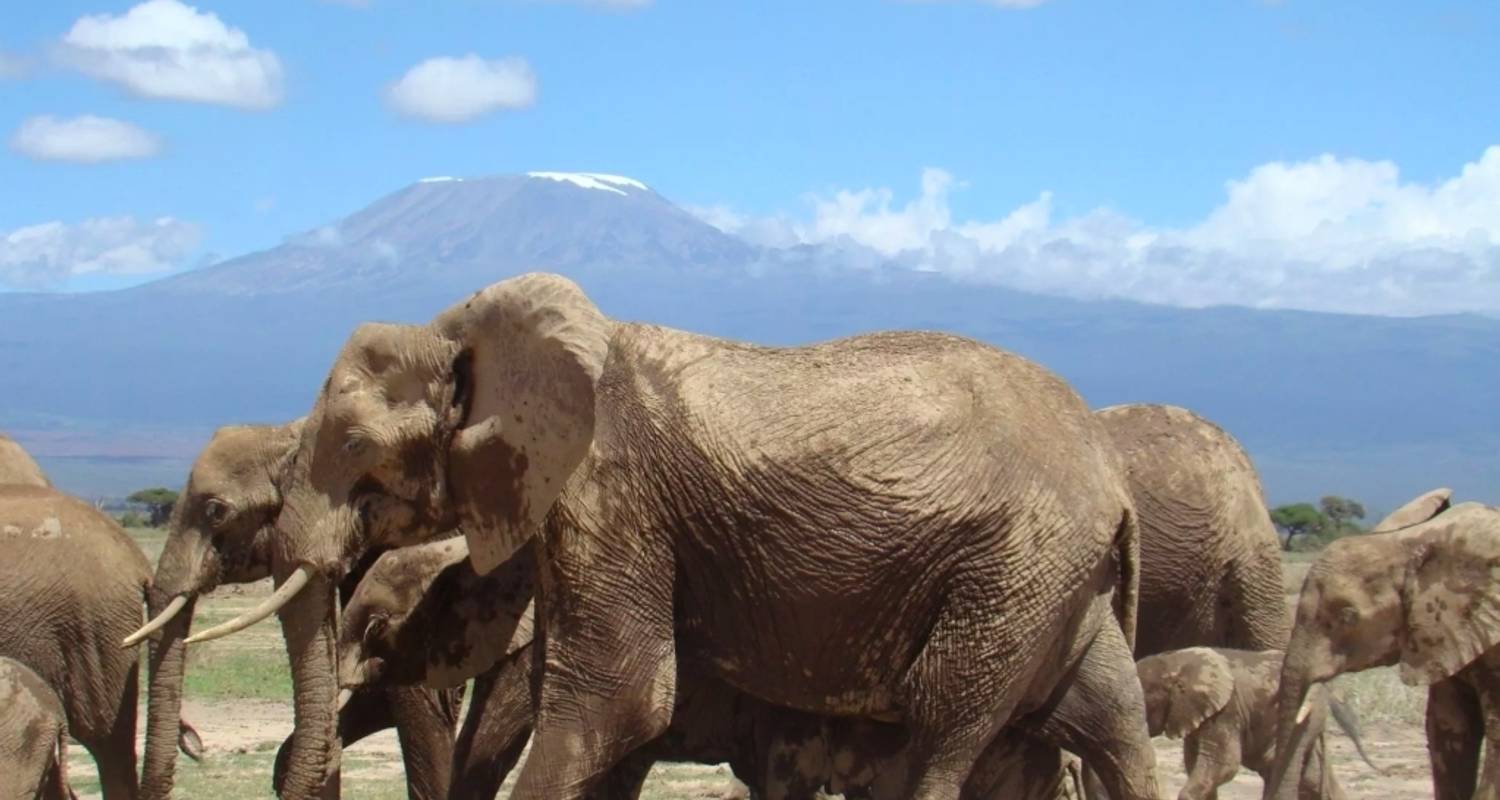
[66,533,1436,798]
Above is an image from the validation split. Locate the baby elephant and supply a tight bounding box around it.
[0,657,74,800]
[1137,647,1374,800]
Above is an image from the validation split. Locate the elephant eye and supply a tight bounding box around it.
[204,499,231,527]
[1335,605,1359,627]
[362,615,389,647]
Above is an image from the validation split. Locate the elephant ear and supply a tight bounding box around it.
[1399,504,1500,685]
[433,273,613,574]
[1370,488,1453,533]
[1138,647,1234,739]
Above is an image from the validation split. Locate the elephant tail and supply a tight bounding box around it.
[1112,505,1141,649]
[1328,693,1381,773]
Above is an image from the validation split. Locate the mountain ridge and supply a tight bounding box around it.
[2,171,1496,509]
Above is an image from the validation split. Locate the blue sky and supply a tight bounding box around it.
[1,0,1497,313]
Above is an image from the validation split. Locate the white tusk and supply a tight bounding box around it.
[184,566,314,645]
[122,595,190,648]
[1295,694,1315,725]
[337,689,353,711]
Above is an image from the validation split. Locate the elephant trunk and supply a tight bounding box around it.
[1266,631,1324,800]
[140,590,196,799]
[276,562,342,799]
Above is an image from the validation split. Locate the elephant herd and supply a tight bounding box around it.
[1,271,1497,800]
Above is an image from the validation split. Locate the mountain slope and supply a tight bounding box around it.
[1,172,1495,510]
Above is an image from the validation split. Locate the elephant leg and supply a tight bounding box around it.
[390,685,461,800]
[894,594,1041,799]
[451,652,536,800]
[1426,677,1482,800]
[88,661,140,800]
[505,541,676,800]
[761,713,830,800]
[1177,724,1239,800]
[1223,548,1291,652]
[1296,735,1345,800]
[1026,620,1161,800]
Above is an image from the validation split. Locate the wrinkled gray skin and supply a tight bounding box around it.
[0,656,74,800]
[255,273,1160,799]
[0,484,153,798]
[1097,404,1289,658]
[340,537,1082,799]
[1138,647,1375,800]
[128,421,460,799]
[1266,492,1500,800]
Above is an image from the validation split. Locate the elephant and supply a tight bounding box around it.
[0,481,202,798]
[0,431,51,488]
[199,272,1162,800]
[119,420,463,799]
[1,656,74,800]
[1096,404,1289,657]
[1136,646,1374,800]
[1265,491,1500,800]
[339,535,1083,800]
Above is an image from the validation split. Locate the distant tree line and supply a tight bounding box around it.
[1270,495,1366,551]
[119,487,179,528]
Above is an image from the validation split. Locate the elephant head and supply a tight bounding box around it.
[120,420,301,796]
[1135,646,1236,739]
[337,536,535,692]
[188,273,613,797]
[1266,496,1500,799]
[0,432,50,488]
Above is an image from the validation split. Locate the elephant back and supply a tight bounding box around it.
[1096,404,1288,655]
[0,484,152,743]
[0,432,51,488]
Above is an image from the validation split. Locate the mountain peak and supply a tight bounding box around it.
[525,171,650,195]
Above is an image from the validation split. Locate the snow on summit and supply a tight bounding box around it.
[527,171,649,195]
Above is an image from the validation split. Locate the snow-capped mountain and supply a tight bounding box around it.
[1,172,1496,509]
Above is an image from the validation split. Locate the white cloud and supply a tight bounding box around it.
[56,0,283,109]
[697,147,1500,317]
[386,55,537,123]
[10,115,162,163]
[0,217,201,289]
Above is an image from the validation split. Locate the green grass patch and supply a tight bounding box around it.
[183,648,293,701]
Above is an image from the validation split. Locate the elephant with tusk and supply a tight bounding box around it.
[120,421,463,799]
[195,273,1163,800]
[1264,490,1500,800]
[1136,646,1376,800]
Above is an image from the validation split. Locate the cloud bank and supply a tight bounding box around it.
[0,217,202,289]
[386,55,537,123]
[698,148,1500,317]
[10,115,162,163]
[57,0,283,109]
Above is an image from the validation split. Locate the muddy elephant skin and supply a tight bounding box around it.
[124,421,461,799]
[1267,492,1500,800]
[0,656,73,799]
[243,273,1161,800]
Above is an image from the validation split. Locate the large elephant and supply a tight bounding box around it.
[1096,404,1289,657]
[339,536,1080,800]
[0,432,51,488]
[193,273,1161,800]
[0,483,162,797]
[1265,491,1500,800]
[120,421,462,799]
[1,655,74,799]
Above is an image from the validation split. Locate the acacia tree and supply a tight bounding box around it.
[128,487,179,527]
[1320,495,1366,534]
[1270,503,1329,551]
